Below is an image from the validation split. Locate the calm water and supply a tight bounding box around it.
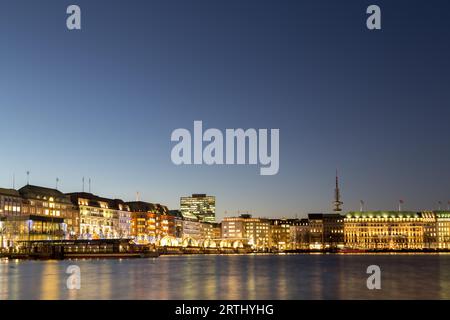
[1,254,450,300]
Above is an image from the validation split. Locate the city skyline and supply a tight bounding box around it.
[1,1,450,219]
[2,0,450,305]
[0,174,449,221]
[3,181,450,253]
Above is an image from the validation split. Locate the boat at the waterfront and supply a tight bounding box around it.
[3,239,159,260]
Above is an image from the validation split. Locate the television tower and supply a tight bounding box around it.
[333,169,343,212]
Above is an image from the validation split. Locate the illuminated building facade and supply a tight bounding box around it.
[169,210,184,238]
[117,200,132,238]
[269,218,301,250]
[0,188,23,218]
[127,201,174,243]
[289,219,310,250]
[422,211,438,249]
[322,214,344,249]
[308,214,324,249]
[67,192,131,239]
[422,211,450,249]
[433,211,450,249]
[0,188,24,247]
[180,211,203,241]
[222,214,270,249]
[19,185,79,237]
[306,214,344,249]
[180,194,216,223]
[0,217,4,249]
[1,215,65,244]
[201,222,221,240]
[344,211,424,250]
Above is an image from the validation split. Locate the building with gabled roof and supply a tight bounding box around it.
[126,201,174,243]
[67,192,131,239]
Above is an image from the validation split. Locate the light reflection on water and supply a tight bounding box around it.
[1,254,450,300]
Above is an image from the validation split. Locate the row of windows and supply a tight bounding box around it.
[346,239,422,243]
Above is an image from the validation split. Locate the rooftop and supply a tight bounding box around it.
[0,188,21,197]
[168,210,182,218]
[181,211,199,221]
[66,192,129,211]
[308,213,344,220]
[19,185,72,204]
[126,201,169,214]
[346,211,421,218]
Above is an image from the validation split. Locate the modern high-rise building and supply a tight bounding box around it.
[180,194,216,223]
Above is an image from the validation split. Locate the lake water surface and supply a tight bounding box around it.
[1,254,449,299]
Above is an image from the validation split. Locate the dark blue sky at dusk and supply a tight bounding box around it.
[0,0,449,219]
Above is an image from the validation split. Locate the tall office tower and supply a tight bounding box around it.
[180,194,216,223]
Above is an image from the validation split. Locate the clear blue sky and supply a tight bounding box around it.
[1,0,449,220]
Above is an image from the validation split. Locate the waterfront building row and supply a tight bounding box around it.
[0,185,221,249]
[289,211,450,250]
[220,211,450,251]
[220,213,344,250]
[2,184,450,251]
